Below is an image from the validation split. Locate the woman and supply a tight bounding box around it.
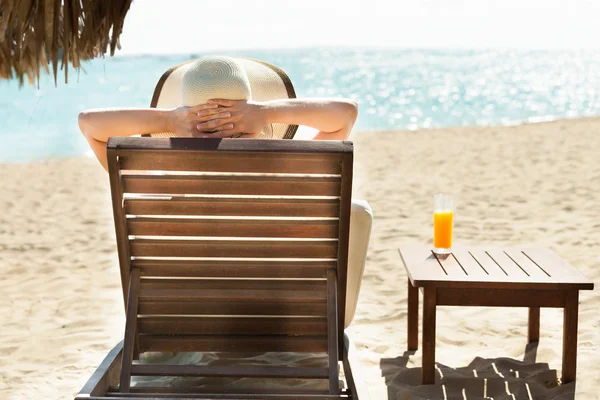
[78,56,358,171]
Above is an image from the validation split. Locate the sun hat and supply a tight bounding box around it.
[145,55,298,139]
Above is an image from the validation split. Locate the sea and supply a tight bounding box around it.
[1,48,599,163]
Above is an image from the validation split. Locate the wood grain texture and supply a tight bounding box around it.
[122,175,341,197]
[407,279,418,351]
[399,244,592,387]
[138,288,326,303]
[130,239,338,259]
[422,287,436,385]
[503,248,550,279]
[100,138,359,398]
[127,217,339,238]
[139,278,326,291]
[522,248,594,289]
[125,197,340,218]
[108,387,333,395]
[130,364,329,379]
[477,248,532,280]
[137,317,327,336]
[138,300,326,317]
[133,259,334,279]
[327,269,340,394]
[399,245,594,290]
[335,153,352,356]
[528,307,540,343]
[119,150,343,174]
[76,342,123,397]
[82,395,351,400]
[108,136,353,154]
[562,290,580,383]
[448,249,490,279]
[467,248,511,279]
[436,288,565,307]
[138,335,328,353]
[107,149,132,310]
[433,252,465,277]
[119,268,141,392]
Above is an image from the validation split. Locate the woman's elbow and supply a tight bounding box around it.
[341,99,358,123]
[340,99,358,137]
[78,111,91,137]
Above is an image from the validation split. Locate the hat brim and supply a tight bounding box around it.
[145,57,298,139]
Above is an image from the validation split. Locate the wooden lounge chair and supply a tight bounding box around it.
[75,137,370,399]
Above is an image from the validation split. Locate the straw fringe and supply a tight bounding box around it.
[0,0,133,85]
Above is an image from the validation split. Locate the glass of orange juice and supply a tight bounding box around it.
[433,194,454,254]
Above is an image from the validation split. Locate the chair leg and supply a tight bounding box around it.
[119,268,141,392]
[326,269,340,394]
[422,287,437,385]
[528,307,540,343]
[407,279,419,351]
[562,290,579,383]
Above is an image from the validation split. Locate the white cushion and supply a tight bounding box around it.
[345,199,373,327]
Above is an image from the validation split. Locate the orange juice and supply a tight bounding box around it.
[433,210,453,249]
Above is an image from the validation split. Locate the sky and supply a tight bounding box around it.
[117,0,600,55]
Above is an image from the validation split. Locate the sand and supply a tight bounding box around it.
[1,118,598,399]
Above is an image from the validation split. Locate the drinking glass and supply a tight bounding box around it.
[433,194,454,255]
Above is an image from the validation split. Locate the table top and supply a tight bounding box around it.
[399,245,594,290]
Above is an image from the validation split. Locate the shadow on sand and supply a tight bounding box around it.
[380,343,576,400]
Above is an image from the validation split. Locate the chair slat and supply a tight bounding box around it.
[110,386,334,395]
[138,300,326,316]
[129,364,329,379]
[125,197,340,218]
[96,393,349,399]
[137,316,327,335]
[130,239,338,258]
[118,150,343,174]
[133,259,334,279]
[138,289,326,303]
[128,218,339,238]
[138,335,328,353]
[109,136,352,154]
[140,279,326,291]
[122,175,341,196]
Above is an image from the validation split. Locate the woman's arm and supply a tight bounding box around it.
[78,105,232,170]
[195,98,358,140]
[78,98,358,170]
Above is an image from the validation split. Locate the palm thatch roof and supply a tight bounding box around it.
[0,0,133,85]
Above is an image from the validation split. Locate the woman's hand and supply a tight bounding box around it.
[193,99,268,138]
[169,103,234,137]
[192,98,357,140]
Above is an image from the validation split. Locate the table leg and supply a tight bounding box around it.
[528,307,540,343]
[562,290,579,383]
[407,279,418,351]
[422,287,437,384]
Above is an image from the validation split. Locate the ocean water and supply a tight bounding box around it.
[1,48,599,163]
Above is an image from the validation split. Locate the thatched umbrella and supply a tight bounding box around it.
[0,0,133,85]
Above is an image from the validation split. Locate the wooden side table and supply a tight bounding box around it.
[398,245,594,385]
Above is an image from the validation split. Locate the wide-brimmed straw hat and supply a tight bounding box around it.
[145,56,298,139]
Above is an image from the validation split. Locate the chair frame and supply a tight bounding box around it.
[75,138,369,400]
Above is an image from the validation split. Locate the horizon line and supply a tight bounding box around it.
[113,44,600,58]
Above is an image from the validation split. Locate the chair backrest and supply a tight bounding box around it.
[107,137,353,354]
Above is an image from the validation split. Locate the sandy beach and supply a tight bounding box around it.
[1,117,598,399]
